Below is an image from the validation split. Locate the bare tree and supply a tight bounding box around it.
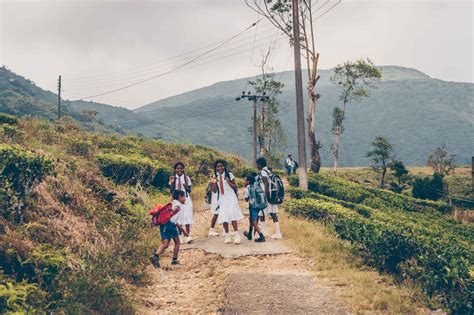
[245,0,330,172]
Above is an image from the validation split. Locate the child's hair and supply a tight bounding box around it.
[213,159,231,181]
[268,167,273,172]
[256,157,267,168]
[173,190,185,200]
[173,162,185,170]
[245,175,256,185]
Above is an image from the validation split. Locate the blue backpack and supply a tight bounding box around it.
[248,179,267,210]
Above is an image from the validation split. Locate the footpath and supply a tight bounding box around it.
[133,188,349,314]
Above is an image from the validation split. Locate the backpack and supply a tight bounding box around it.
[148,203,177,226]
[263,169,285,204]
[204,182,213,204]
[248,180,267,210]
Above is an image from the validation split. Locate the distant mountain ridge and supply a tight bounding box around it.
[1,65,472,166]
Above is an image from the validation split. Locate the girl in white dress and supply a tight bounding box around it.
[210,160,243,244]
[169,162,194,244]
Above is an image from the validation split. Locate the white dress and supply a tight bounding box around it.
[211,172,244,224]
[169,174,194,225]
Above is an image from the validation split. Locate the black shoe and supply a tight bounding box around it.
[243,231,252,240]
[255,235,266,243]
[171,259,179,265]
[150,254,160,268]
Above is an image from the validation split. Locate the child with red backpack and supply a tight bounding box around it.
[150,190,188,268]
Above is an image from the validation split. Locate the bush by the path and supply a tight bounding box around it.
[285,198,473,314]
[289,173,452,214]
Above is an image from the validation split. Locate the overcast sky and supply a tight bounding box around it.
[1,0,472,109]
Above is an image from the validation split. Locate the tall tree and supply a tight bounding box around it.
[367,136,394,189]
[427,145,456,177]
[248,49,287,165]
[245,0,324,173]
[330,58,381,175]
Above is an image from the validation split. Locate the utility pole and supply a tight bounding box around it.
[471,156,474,192]
[236,91,269,167]
[57,75,62,121]
[292,0,308,189]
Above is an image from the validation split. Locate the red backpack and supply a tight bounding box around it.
[148,203,178,226]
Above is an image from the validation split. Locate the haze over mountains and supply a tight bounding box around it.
[1,65,472,166]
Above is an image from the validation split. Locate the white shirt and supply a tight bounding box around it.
[169,174,192,194]
[170,200,184,224]
[285,158,295,167]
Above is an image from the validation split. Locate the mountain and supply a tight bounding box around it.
[1,65,472,166]
[131,66,474,166]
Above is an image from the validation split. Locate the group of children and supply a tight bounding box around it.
[150,157,282,268]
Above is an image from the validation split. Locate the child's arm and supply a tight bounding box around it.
[176,224,188,237]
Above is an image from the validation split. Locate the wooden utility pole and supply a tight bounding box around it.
[471,156,474,192]
[292,0,308,189]
[57,75,62,121]
[236,91,269,167]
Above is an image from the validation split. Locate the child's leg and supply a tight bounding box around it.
[211,214,218,228]
[185,224,190,235]
[231,220,238,232]
[270,213,279,223]
[223,222,229,233]
[172,236,180,260]
[155,239,170,256]
[251,219,261,234]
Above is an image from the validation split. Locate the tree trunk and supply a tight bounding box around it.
[307,83,320,173]
[333,128,340,176]
[381,165,386,189]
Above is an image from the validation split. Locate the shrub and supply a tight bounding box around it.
[96,153,171,189]
[285,198,473,314]
[412,173,444,201]
[0,113,18,125]
[66,138,93,157]
[1,125,23,142]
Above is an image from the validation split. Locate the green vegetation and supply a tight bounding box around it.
[0,114,245,313]
[286,174,473,313]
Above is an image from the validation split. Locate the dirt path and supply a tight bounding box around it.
[133,189,349,314]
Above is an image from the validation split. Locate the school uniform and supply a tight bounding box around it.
[260,167,279,215]
[170,174,194,225]
[245,185,260,221]
[159,200,183,240]
[211,172,244,224]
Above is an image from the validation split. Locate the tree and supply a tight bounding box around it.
[390,160,408,185]
[412,173,444,200]
[330,58,381,175]
[248,49,287,165]
[427,145,456,177]
[367,136,393,188]
[245,0,324,173]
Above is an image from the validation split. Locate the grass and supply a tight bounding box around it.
[280,212,438,314]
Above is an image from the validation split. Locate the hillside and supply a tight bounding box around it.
[0,113,245,313]
[132,66,473,166]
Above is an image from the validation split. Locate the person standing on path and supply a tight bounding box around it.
[285,154,297,175]
[169,162,194,244]
[257,157,283,239]
[209,159,244,244]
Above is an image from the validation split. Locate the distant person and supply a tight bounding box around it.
[169,162,194,244]
[150,190,188,268]
[256,157,283,239]
[285,154,297,175]
[209,159,244,244]
[243,174,266,242]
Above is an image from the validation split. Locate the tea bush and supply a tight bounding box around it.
[0,112,18,125]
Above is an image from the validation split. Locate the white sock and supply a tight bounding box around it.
[261,221,267,234]
[274,222,281,234]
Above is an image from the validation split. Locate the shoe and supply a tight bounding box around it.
[185,236,193,244]
[234,231,241,244]
[150,254,160,268]
[243,231,252,240]
[171,259,179,265]
[270,233,283,239]
[255,235,266,243]
[224,233,232,244]
[208,228,219,237]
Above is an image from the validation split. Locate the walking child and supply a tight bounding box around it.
[169,162,194,243]
[150,190,188,268]
[243,175,266,242]
[209,159,244,244]
[256,157,283,239]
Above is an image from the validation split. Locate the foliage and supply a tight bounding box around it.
[285,197,473,314]
[367,136,394,188]
[96,153,171,189]
[390,160,408,185]
[427,145,456,177]
[413,173,444,201]
[66,138,93,157]
[0,112,19,125]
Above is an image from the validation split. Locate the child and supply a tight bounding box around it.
[169,162,194,244]
[150,190,188,268]
[243,175,266,242]
[209,159,244,244]
[256,157,282,239]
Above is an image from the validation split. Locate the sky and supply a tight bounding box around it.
[0,0,472,109]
